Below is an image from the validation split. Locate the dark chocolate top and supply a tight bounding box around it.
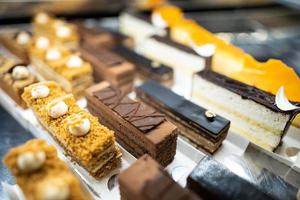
[113,45,173,76]
[137,80,230,138]
[142,171,200,200]
[81,43,124,67]
[197,70,300,114]
[93,86,165,133]
[187,156,274,200]
[151,35,204,57]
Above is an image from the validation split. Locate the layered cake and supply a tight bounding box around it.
[0,31,32,62]
[3,139,92,200]
[119,5,183,41]
[29,41,93,98]
[136,80,230,153]
[192,70,300,151]
[22,81,121,178]
[119,154,201,200]
[86,82,178,166]
[32,12,79,47]
[187,156,274,200]
[0,57,36,108]
[112,45,173,85]
[79,43,135,93]
[76,22,133,49]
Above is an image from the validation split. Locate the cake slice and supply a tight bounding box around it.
[187,156,280,200]
[22,81,121,178]
[136,80,230,153]
[0,31,32,62]
[79,43,135,93]
[3,139,92,200]
[86,82,178,166]
[29,42,93,98]
[0,57,36,108]
[112,45,173,85]
[192,70,299,151]
[75,22,133,49]
[119,154,201,200]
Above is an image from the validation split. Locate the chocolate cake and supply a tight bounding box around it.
[79,43,135,93]
[86,82,178,166]
[187,156,274,200]
[136,80,230,153]
[119,154,201,200]
[113,45,173,85]
[192,70,299,151]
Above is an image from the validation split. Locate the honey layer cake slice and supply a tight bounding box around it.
[3,139,92,200]
[136,80,230,153]
[86,82,178,166]
[22,81,121,178]
[119,154,201,200]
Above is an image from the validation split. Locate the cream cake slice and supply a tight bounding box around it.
[3,139,92,200]
[192,70,299,151]
[22,81,121,178]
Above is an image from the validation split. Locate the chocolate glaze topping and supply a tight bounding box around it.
[151,35,205,57]
[198,70,300,113]
[113,45,173,76]
[93,86,165,133]
[137,80,230,138]
[81,43,124,67]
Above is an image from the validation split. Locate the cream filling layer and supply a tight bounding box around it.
[192,76,291,150]
[119,13,165,42]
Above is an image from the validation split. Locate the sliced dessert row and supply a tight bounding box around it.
[21,81,121,178]
[3,139,92,200]
[86,82,178,166]
[119,154,298,200]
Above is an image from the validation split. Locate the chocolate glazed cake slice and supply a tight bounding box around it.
[119,154,201,200]
[86,82,178,166]
[79,43,135,93]
[136,80,230,153]
[112,45,173,85]
[192,70,300,151]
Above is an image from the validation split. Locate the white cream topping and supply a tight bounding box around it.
[275,86,300,111]
[17,151,46,173]
[40,178,70,200]
[66,55,83,68]
[191,43,216,57]
[35,37,50,49]
[16,31,31,45]
[35,12,49,24]
[45,48,61,61]
[12,66,30,80]
[56,25,71,38]
[31,85,50,99]
[68,118,90,136]
[47,101,68,118]
[151,12,167,29]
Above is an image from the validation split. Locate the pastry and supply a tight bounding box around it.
[118,154,201,200]
[75,22,133,49]
[192,70,299,151]
[0,57,36,108]
[22,81,121,178]
[3,139,92,200]
[29,40,93,98]
[136,80,230,153]
[32,12,79,48]
[79,43,135,94]
[0,31,32,62]
[187,156,281,200]
[86,82,178,166]
[112,45,173,85]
